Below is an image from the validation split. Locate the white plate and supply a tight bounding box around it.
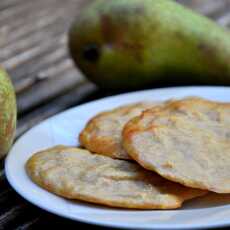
[5,86,230,230]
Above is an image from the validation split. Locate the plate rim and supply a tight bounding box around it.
[5,86,230,230]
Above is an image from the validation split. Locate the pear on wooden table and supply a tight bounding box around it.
[69,0,230,89]
[0,68,16,159]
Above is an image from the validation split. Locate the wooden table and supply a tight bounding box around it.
[0,0,230,228]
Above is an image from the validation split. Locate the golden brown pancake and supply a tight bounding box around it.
[123,97,230,193]
[80,102,159,159]
[26,145,206,209]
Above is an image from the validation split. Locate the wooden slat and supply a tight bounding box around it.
[10,40,67,83]
[14,217,40,230]
[217,12,230,27]
[0,0,22,11]
[16,82,96,137]
[178,0,230,20]
[0,204,40,229]
[0,8,55,47]
[17,71,83,113]
[1,26,64,63]
[0,1,50,23]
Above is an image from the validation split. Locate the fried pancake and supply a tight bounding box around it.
[123,97,230,193]
[26,145,206,209]
[80,102,159,159]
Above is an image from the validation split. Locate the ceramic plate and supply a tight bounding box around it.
[5,86,230,229]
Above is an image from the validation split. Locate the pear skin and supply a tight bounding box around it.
[69,0,230,89]
[0,68,17,159]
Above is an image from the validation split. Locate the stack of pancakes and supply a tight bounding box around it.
[26,97,230,209]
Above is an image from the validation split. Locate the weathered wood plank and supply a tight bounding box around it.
[10,41,67,84]
[16,82,96,137]
[17,71,84,113]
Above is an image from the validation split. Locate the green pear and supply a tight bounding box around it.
[69,0,230,89]
[0,68,16,159]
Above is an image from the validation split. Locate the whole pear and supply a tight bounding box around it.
[0,68,16,159]
[69,0,230,89]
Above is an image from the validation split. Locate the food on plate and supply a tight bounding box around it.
[80,102,159,159]
[0,68,17,159]
[26,145,206,209]
[69,0,230,90]
[123,97,230,193]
